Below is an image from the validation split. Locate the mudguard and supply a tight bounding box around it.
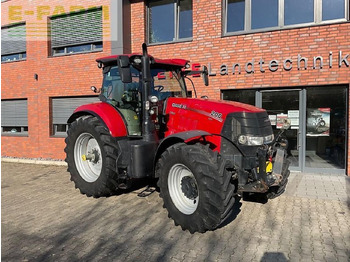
[67,102,128,137]
[154,130,211,175]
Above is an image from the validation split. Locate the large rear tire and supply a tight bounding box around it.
[65,116,119,197]
[156,143,236,233]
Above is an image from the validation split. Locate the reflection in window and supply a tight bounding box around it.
[149,0,174,43]
[251,0,278,29]
[1,52,26,62]
[227,0,245,32]
[53,43,102,55]
[222,89,256,106]
[225,0,347,34]
[306,86,346,169]
[179,0,193,38]
[284,0,314,25]
[322,0,345,21]
[148,0,192,44]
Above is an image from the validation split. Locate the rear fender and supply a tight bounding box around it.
[67,102,128,137]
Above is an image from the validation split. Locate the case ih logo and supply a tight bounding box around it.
[191,51,349,77]
[172,103,187,109]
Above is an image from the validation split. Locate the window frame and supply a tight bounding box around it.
[1,22,27,63]
[49,7,103,57]
[52,42,103,56]
[1,52,27,63]
[147,0,193,45]
[223,0,349,36]
[50,96,99,137]
[1,99,29,136]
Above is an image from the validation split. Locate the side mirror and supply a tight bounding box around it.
[202,65,209,86]
[117,55,132,83]
[90,86,100,93]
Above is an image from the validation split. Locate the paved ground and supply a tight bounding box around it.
[1,162,350,262]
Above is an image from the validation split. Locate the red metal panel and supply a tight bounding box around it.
[73,102,128,137]
[164,97,266,150]
[96,54,189,68]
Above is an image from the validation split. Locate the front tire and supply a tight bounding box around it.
[65,116,119,197]
[266,161,290,199]
[157,143,236,233]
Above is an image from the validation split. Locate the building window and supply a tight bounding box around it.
[322,0,346,20]
[284,0,314,26]
[51,96,98,136]
[148,0,193,44]
[251,0,278,29]
[50,8,103,56]
[1,23,26,63]
[222,89,256,106]
[225,0,348,34]
[1,99,28,135]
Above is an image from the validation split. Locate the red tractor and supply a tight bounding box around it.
[65,44,290,233]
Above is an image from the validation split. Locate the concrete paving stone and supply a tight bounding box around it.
[2,162,350,261]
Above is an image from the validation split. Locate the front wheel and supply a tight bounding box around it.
[266,161,290,199]
[156,143,236,233]
[65,116,119,197]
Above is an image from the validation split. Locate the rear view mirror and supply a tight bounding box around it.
[117,56,132,83]
[202,65,209,86]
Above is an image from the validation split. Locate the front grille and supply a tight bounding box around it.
[221,111,273,157]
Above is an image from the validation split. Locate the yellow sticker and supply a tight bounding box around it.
[82,155,87,161]
[266,161,273,173]
[134,115,138,120]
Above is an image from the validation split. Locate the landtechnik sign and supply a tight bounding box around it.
[192,51,349,77]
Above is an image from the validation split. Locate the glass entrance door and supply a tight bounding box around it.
[304,86,347,172]
[222,85,347,174]
[261,90,302,170]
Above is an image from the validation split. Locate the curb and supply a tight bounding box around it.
[1,157,67,166]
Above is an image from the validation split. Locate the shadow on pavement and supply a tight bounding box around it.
[260,252,288,262]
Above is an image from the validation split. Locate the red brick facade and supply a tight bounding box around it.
[1,0,111,160]
[129,0,350,174]
[2,0,350,174]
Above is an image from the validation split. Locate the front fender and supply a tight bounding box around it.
[154,130,211,176]
[67,102,128,137]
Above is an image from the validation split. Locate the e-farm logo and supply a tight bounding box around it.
[8,5,110,21]
[6,5,110,38]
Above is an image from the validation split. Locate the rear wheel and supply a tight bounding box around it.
[157,143,236,233]
[65,116,119,197]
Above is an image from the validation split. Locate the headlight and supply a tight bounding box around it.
[264,134,274,144]
[238,134,274,146]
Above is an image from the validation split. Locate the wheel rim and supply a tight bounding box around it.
[168,164,199,215]
[74,133,102,182]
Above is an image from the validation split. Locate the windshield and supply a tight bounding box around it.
[101,65,187,109]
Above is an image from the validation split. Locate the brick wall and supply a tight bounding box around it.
[130,0,350,174]
[1,0,111,160]
[2,0,350,174]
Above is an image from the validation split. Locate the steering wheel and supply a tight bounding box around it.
[154,85,164,92]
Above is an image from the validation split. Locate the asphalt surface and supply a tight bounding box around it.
[1,162,350,261]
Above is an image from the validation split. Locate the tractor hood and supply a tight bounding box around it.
[164,97,266,136]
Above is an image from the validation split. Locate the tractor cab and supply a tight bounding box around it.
[95,54,191,137]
